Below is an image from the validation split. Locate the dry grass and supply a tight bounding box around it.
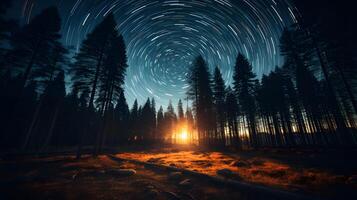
[0,155,253,200]
[116,150,351,193]
[1,149,356,199]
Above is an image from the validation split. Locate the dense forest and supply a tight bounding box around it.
[0,0,356,159]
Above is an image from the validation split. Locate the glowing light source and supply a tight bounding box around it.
[180,130,188,141]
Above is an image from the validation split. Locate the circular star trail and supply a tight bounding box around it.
[18,0,298,108]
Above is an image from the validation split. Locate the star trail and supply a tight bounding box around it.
[15,0,298,108]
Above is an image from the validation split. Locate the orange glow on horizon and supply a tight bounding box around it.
[179,129,188,141]
[171,123,191,144]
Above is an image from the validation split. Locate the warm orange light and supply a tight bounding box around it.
[179,130,188,141]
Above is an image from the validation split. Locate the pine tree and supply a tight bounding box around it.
[164,101,177,143]
[212,66,226,146]
[0,0,12,41]
[95,33,128,154]
[150,98,157,141]
[156,106,164,143]
[76,89,90,159]
[177,99,184,121]
[0,0,17,61]
[129,99,139,141]
[71,13,118,108]
[225,87,239,147]
[7,7,62,89]
[232,53,258,148]
[60,87,80,147]
[96,34,127,115]
[294,0,357,122]
[280,27,342,146]
[141,98,153,143]
[185,107,195,144]
[113,91,130,145]
[0,73,24,148]
[39,70,66,152]
[71,13,128,156]
[257,69,295,147]
[187,56,214,145]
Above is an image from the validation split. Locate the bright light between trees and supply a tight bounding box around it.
[180,130,188,141]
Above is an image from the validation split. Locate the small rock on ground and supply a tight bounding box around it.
[147,158,161,163]
[251,160,264,166]
[230,160,249,167]
[106,169,136,176]
[144,186,160,198]
[216,169,233,177]
[168,172,183,181]
[179,179,192,187]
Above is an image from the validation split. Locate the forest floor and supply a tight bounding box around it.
[0,146,356,200]
[116,146,357,198]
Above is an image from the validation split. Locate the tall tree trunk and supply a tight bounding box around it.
[39,105,60,154]
[311,35,350,145]
[94,104,105,157]
[78,53,104,158]
[100,82,114,153]
[220,118,226,146]
[266,116,275,146]
[272,114,282,147]
[22,41,41,89]
[22,98,42,150]
[76,109,87,159]
[337,65,357,117]
[88,53,104,108]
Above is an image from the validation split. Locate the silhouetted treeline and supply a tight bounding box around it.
[0,2,356,157]
[0,5,195,155]
[0,6,131,156]
[186,8,357,148]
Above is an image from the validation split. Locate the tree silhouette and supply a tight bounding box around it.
[7,7,62,89]
[185,107,195,144]
[95,33,128,154]
[187,56,214,145]
[280,26,351,146]
[164,101,177,143]
[212,66,227,146]
[233,53,258,148]
[71,13,118,108]
[0,0,17,62]
[294,0,357,119]
[156,106,165,143]
[0,0,12,40]
[0,2,356,155]
[39,70,66,152]
[225,87,239,147]
[150,98,157,142]
[177,99,184,121]
[71,13,128,156]
[11,7,67,150]
[111,91,130,145]
[129,99,139,142]
[141,98,154,142]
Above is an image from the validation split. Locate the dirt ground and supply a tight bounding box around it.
[116,146,357,199]
[0,147,356,200]
[0,155,273,200]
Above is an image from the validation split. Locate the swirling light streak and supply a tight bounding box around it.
[16,0,298,108]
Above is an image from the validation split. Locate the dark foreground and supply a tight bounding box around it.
[0,155,264,200]
[0,148,356,200]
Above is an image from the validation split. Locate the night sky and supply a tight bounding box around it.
[8,0,298,108]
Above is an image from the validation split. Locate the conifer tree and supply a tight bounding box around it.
[187,56,214,145]
[212,66,227,145]
[233,53,258,148]
[8,7,62,89]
